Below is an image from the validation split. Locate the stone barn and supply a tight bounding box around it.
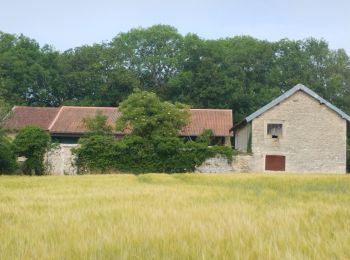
[4,106,233,174]
[232,84,350,173]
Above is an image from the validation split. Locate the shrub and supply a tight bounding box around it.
[13,125,51,175]
[196,129,214,145]
[0,134,17,173]
[73,134,124,173]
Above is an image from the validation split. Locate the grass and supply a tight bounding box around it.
[1,173,350,259]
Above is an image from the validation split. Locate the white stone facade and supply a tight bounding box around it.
[195,155,233,173]
[238,91,347,173]
[46,144,78,175]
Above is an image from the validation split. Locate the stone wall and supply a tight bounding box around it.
[46,144,78,175]
[231,154,254,172]
[234,124,250,152]
[195,154,256,173]
[195,155,233,173]
[251,91,347,173]
[47,146,242,175]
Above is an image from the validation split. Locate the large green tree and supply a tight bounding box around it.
[116,90,190,138]
[57,44,140,106]
[0,32,60,106]
[109,25,184,95]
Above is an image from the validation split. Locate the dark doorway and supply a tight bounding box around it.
[265,155,285,171]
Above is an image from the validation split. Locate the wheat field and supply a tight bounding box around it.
[0,173,350,259]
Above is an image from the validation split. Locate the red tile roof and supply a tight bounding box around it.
[4,106,233,137]
[181,109,233,136]
[48,106,122,134]
[4,106,60,130]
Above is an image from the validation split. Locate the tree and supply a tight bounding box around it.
[116,90,190,139]
[109,25,184,95]
[0,99,11,126]
[57,44,140,106]
[13,125,51,175]
[0,32,60,106]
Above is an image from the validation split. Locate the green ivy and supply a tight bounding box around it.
[74,134,233,174]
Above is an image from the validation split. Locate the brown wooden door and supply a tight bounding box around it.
[265,155,285,171]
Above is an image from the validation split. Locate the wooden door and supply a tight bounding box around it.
[265,155,285,171]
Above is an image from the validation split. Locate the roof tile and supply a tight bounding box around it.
[4,106,60,130]
[5,106,233,137]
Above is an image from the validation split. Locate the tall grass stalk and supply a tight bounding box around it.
[1,174,349,259]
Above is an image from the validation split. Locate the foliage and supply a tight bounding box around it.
[73,134,122,173]
[116,90,190,138]
[74,134,233,174]
[196,129,214,145]
[82,110,113,135]
[2,26,349,118]
[0,134,17,173]
[13,125,51,175]
[110,25,184,93]
[0,99,11,127]
[0,99,17,174]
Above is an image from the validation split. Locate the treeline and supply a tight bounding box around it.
[1,24,350,119]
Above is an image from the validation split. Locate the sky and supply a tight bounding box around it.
[1,0,349,53]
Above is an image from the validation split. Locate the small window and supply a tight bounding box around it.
[267,124,282,138]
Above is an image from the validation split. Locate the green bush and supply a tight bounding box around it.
[196,129,214,145]
[74,134,234,174]
[0,134,17,174]
[13,125,51,175]
[74,134,125,173]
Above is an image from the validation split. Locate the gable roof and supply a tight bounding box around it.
[4,106,233,137]
[232,84,350,130]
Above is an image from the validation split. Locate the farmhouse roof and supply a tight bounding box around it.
[4,106,60,130]
[231,84,350,130]
[48,106,123,135]
[182,109,233,136]
[4,106,233,137]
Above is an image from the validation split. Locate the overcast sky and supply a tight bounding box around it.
[1,0,349,53]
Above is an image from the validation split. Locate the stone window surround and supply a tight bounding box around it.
[264,119,286,139]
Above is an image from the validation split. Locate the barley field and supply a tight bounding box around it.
[0,174,350,259]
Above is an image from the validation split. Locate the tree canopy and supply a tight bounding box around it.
[0,25,349,121]
[116,90,190,138]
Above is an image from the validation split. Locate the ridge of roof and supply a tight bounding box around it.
[13,106,59,109]
[244,83,350,123]
[60,106,118,109]
[189,108,232,112]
